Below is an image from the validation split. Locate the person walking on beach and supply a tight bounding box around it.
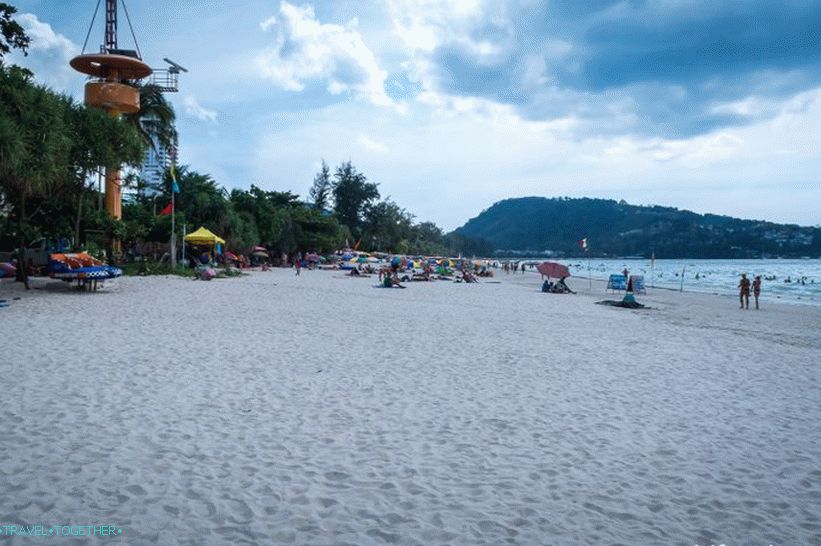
[739,273,751,309]
[294,254,301,276]
[753,275,762,309]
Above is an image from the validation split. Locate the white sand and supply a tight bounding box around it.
[1,270,820,544]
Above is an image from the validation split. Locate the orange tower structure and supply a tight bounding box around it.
[69,0,151,224]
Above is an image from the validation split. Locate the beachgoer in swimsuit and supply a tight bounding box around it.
[739,273,751,309]
[753,275,761,310]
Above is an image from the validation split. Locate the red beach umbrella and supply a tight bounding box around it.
[537,261,570,279]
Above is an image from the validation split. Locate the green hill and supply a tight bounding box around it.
[453,197,820,258]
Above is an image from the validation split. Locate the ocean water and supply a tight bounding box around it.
[562,259,821,305]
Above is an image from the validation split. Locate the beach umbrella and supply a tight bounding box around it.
[253,246,267,252]
[537,261,571,279]
[252,251,269,258]
[356,256,368,263]
[306,253,321,262]
[342,252,354,260]
[224,251,238,261]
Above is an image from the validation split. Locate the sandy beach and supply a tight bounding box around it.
[1,269,820,545]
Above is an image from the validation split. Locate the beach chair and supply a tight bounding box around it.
[607,274,627,293]
[631,275,646,294]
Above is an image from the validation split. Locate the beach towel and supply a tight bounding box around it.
[595,300,647,309]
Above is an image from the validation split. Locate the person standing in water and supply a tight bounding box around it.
[752,275,762,310]
[739,273,751,309]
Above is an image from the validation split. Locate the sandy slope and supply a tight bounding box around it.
[1,271,819,545]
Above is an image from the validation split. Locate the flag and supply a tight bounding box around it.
[579,238,588,250]
[158,202,173,216]
[170,164,180,194]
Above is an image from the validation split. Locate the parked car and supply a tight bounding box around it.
[19,238,72,268]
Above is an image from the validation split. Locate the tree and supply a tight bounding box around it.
[0,62,146,286]
[362,199,413,252]
[332,161,379,238]
[308,159,332,211]
[409,221,445,255]
[66,96,144,248]
[0,66,72,287]
[166,166,228,233]
[0,2,29,62]
[124,84,177,154]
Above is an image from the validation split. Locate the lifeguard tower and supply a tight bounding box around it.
[70,1,186,258]
[70,0,152,228]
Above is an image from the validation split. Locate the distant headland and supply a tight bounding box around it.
[452,197,820,259]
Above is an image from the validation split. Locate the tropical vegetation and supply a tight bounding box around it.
[0,0,485,284]
[456,197,821,259]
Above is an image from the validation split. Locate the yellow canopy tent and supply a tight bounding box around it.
[184,226,226,246]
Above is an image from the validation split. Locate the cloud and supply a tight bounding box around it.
[7,13,81,92]
[247,84,821,229]
[184,95,218,123]
[255,1,392,106]
[387,0,821,138]
[357,135,388,153]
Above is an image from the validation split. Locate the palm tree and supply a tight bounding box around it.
[124,83,177,154]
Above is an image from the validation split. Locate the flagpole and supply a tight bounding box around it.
[168,150,179,270]
[580,238,591,291]
[170,188,176,269]
[182,223,186,268]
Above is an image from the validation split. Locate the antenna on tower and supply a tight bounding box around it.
[147,58,188,92]
[163,58,189,73]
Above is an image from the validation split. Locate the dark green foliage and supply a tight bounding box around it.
[0,2,28,61]
[332,160,379,237]
[124,84,177,153]
[120,260,193,277]
[361,199,414,253]
[0,64,144,243]
[442,231,495,257]
[308,159,332,211]
[455,197,821,258]
[168,166,229,234]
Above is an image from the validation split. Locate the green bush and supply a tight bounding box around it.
[120,260,194,278]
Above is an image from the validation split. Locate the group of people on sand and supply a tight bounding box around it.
[738,273,762,309]
[542,277,574,294]
[502,261,528,274]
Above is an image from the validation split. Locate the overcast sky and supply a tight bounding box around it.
[8,0,821,229]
